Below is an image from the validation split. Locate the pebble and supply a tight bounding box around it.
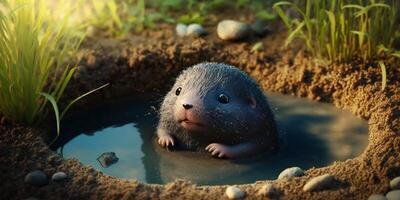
[24,170,48,187]
[97,152,119,168]
[387,190,400,200]
[250,19,270,36]
[257,183,279,197]
[391,177,400,190]
[176,23,188,37]
[52,172,67,182]
[303,174,335,192]
[225,186,245,199]
[368,194,387,200]
[278,167,304,179]
[217,20,250,41]
[186,24,206,37]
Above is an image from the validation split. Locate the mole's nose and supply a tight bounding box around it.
[182,104,193,110]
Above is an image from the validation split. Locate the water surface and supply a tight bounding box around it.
[51,93,368,185]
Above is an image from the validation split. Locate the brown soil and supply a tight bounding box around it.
[1,20,400,200]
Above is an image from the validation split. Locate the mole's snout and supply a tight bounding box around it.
[183,104,193,110]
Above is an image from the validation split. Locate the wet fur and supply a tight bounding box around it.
[157,62,278,153]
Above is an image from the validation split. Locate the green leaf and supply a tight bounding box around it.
[378,61,387,91]
[285,21,305,47]
[251,42,263,52]
[60,83,109,119]
[40,92,60,143]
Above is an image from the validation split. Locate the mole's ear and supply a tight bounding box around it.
[248,95,257,108]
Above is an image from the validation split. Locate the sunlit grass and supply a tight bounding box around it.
[0,0,82,124]
[273,0,397,62]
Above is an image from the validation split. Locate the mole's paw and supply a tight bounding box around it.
[157,135,175,148]
[205,143,234,158]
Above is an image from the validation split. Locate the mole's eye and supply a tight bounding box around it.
[218,94,229,104]
[175,87,182,96]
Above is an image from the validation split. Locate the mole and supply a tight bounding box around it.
[156,62,278,159]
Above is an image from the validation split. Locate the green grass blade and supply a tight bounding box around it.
[40,92,60,141]
[60,83,109,119]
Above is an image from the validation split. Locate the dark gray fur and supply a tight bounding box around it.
[158,62,278,153]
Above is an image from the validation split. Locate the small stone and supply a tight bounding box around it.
[278,167,304,179]
[390,177,400,190]
[186,24,206,37]
[97,152,119,168]
[386,190,400,200]
[176,23,188,37]
[217,20,250,41]
[303,174,335,192]
[368,194,387,200]
[225,186,245,199]
[250,19,270,36]
[257,183,279,197]
[24,170,48,187]
[52,172,67,182]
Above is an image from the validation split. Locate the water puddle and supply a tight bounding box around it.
[51,92,368,185]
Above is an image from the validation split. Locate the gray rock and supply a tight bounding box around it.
[176,23,187,37]
[187,24,206,37]
[368,194,387,200]
[257,183,279,197]
[24,170,48,187]
[250,19,270,36]
[386,190,400,200]
[278,167,304,179]
[387,190,400,200]
[303,174,335,192]
[391,177,400,190]
[52,172,67,182]
[225,186,245,199]
[97,152,119,168]
[217,20,250,41]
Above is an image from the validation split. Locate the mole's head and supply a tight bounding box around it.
[161,62,271,136]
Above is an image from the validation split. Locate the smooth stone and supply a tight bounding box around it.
[217,20,250,41]
[176,23,188,37]
[368,194,387,200]
[303,174,335,192]
[250,19,270,36]
[257,183,278,197]
[387,190,400,200]
[391,177,400,190]
[186,24,206,37]
[226,186,245,199]
[24,170,48,187]
[52,172,67,182]
[278,167,304,179]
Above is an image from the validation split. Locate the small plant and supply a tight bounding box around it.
[0,0,81,124]
[273,0,398,62]
[177,12,204,25]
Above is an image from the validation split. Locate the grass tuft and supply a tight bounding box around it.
[273,0,398,63]
[0,0,82,124]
